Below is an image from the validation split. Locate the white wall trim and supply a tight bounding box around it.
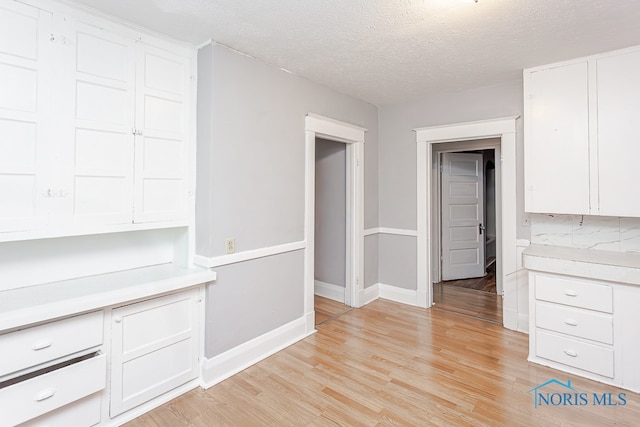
[360,284,380,306]
[378,283,420,307]
[305,113,366,322]
[364,227,418,237]
[415,117,520,328]
[194,240,305,268]
[200,316,315,389]
[314,280,346,302]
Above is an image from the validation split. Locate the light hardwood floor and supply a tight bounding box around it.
[126,299,639,426]
[432,282,502,324]
[314,295,351,325]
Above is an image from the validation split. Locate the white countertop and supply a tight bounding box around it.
[523,244,640,285]
[0,263,216,332]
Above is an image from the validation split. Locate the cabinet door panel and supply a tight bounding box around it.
[0,2,50,233]
[597,51,640,217]
[64,22,136,227]
[134,45,189,223]
[526,62,590,214]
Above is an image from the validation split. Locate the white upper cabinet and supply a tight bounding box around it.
[524,46,640,217]
[134,44,190,223]
[0,2,194,240]
[525,62,590,214]
[0,2,51,233]
[596,50,640,217]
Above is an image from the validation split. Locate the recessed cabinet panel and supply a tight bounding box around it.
[597,50,640,217]
[526,62,590,214]
[0,175,36,217]
[74,176,128,216]
[143,95,183,133]
[0,63,37,112]
[75,128,129,174]
[0,3,38,60]
[144,53,185,94]
[76,31,129,82]
[0,119,36,172]
[143,137,182,177]
[76,81,128,125]
[142,180,182,214]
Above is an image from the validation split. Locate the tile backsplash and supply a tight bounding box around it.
[530,214,640,253]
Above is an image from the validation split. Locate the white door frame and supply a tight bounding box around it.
[304,113,365,332]
[415,117,518,328]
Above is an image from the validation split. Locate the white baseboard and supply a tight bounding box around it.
[314,280,345,302]
[200,316,315,389]
[360,283,379,306]
[378,283,419,307]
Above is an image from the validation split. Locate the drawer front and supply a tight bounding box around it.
[20,393,101,427]
[536,330,614,378]
[536,302,613,344]
[0,354,106,426]
[0,311,103,378]
[535,275,612,313]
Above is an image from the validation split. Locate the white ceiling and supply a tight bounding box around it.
[69,0,640,106]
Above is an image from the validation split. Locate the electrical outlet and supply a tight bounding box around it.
[225,238,235,254]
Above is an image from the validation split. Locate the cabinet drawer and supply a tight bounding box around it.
[0,311,103,378]
[20,393,101,427]
[0,353,106,426]
[536,330,614,378]
[536,302,613,344]
[535,275,612,313]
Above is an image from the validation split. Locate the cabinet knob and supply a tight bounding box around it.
[114,316,122,323]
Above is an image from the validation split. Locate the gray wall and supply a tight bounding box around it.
[196,43,379,358]
[377,79,529,290]
[314,138,346,287]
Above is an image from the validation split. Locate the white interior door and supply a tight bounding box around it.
[441,152,485,281]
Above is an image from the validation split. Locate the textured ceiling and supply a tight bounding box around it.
[68,0,640,106]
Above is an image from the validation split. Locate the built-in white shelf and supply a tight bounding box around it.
[0,264,216,332]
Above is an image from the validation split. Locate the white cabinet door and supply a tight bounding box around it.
[134,44,190,223]
[0,2,51,233]
[525,62,591,214]
[62,21,136,227]
[597,50,640,217]
[110,289,199,417]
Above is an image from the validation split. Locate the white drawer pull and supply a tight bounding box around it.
[564,350,578,358]
[564,319,578,326]
[34,388,56,402]
[564,290,578,297]
[32,339,53,351]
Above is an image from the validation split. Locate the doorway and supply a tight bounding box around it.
[414,117,519,329]
[432,144,501,323]
[314,139,351,325]
[303,114,365,334]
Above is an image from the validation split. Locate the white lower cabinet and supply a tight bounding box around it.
[528,271,640,392]
[109,289,200,417]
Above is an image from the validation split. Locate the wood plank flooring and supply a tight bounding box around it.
[314,295,351,325]
[440,263,496,293]
[126,299,640,426]
[432,282,502,324]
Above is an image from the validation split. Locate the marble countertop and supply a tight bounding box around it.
[0,263,216,332]
[523,244,640,285]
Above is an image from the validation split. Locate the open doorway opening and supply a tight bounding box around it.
[303,114,365,333]
[431,142,501,324]
[314,139,351,324]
